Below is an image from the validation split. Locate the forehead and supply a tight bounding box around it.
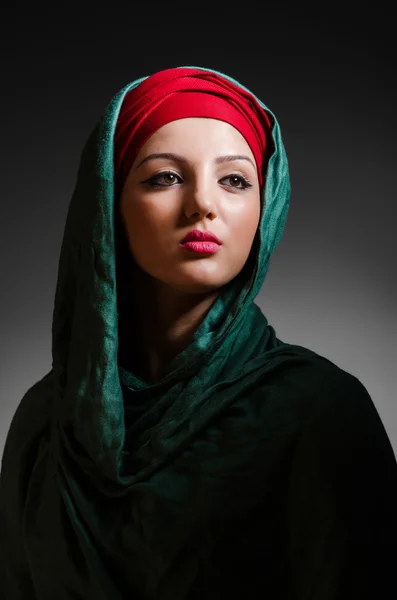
[142,117,253,155]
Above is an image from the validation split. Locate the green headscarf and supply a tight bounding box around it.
[1,66,396,599]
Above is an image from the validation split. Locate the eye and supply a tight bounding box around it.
[142,171,253,190]
[144,171,182,187]
[221,174,253,190]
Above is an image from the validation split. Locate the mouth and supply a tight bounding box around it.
[180,230,222,244]
[179,240,221,255]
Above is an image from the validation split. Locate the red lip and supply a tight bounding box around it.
[181,229,222,244]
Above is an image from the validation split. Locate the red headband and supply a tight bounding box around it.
[114,67,272,194]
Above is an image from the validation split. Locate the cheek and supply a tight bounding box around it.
[123,198,174,242]
[227,200,261,242]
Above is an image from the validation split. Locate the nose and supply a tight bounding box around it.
[183,175,218,220]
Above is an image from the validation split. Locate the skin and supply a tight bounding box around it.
[118,117,261,383]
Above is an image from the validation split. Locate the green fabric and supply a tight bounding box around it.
[1,66,397,599]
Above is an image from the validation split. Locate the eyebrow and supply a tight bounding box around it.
[135,152,256,170]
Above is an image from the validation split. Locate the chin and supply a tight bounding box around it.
[145,262,241,295]
[168,273,238,295]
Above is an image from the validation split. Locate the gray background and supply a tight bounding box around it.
[1,9,395,459]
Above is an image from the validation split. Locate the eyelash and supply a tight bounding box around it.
[143,171,253,190]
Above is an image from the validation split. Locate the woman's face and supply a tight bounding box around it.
[119,117,261,295]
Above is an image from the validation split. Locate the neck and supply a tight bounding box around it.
[119,269,219,383]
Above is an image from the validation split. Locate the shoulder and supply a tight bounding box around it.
[273,343,397,471]
[0,373,54,594]
[271,341,372,404]
[0,370,54,543]
[1,370,54,475]
[262,341,389,439]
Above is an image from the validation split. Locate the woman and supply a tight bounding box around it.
[1,66,396,599]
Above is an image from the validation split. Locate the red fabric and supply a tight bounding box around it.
[114,67,272,193]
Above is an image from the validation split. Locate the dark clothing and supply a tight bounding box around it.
[1,66,396,599]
